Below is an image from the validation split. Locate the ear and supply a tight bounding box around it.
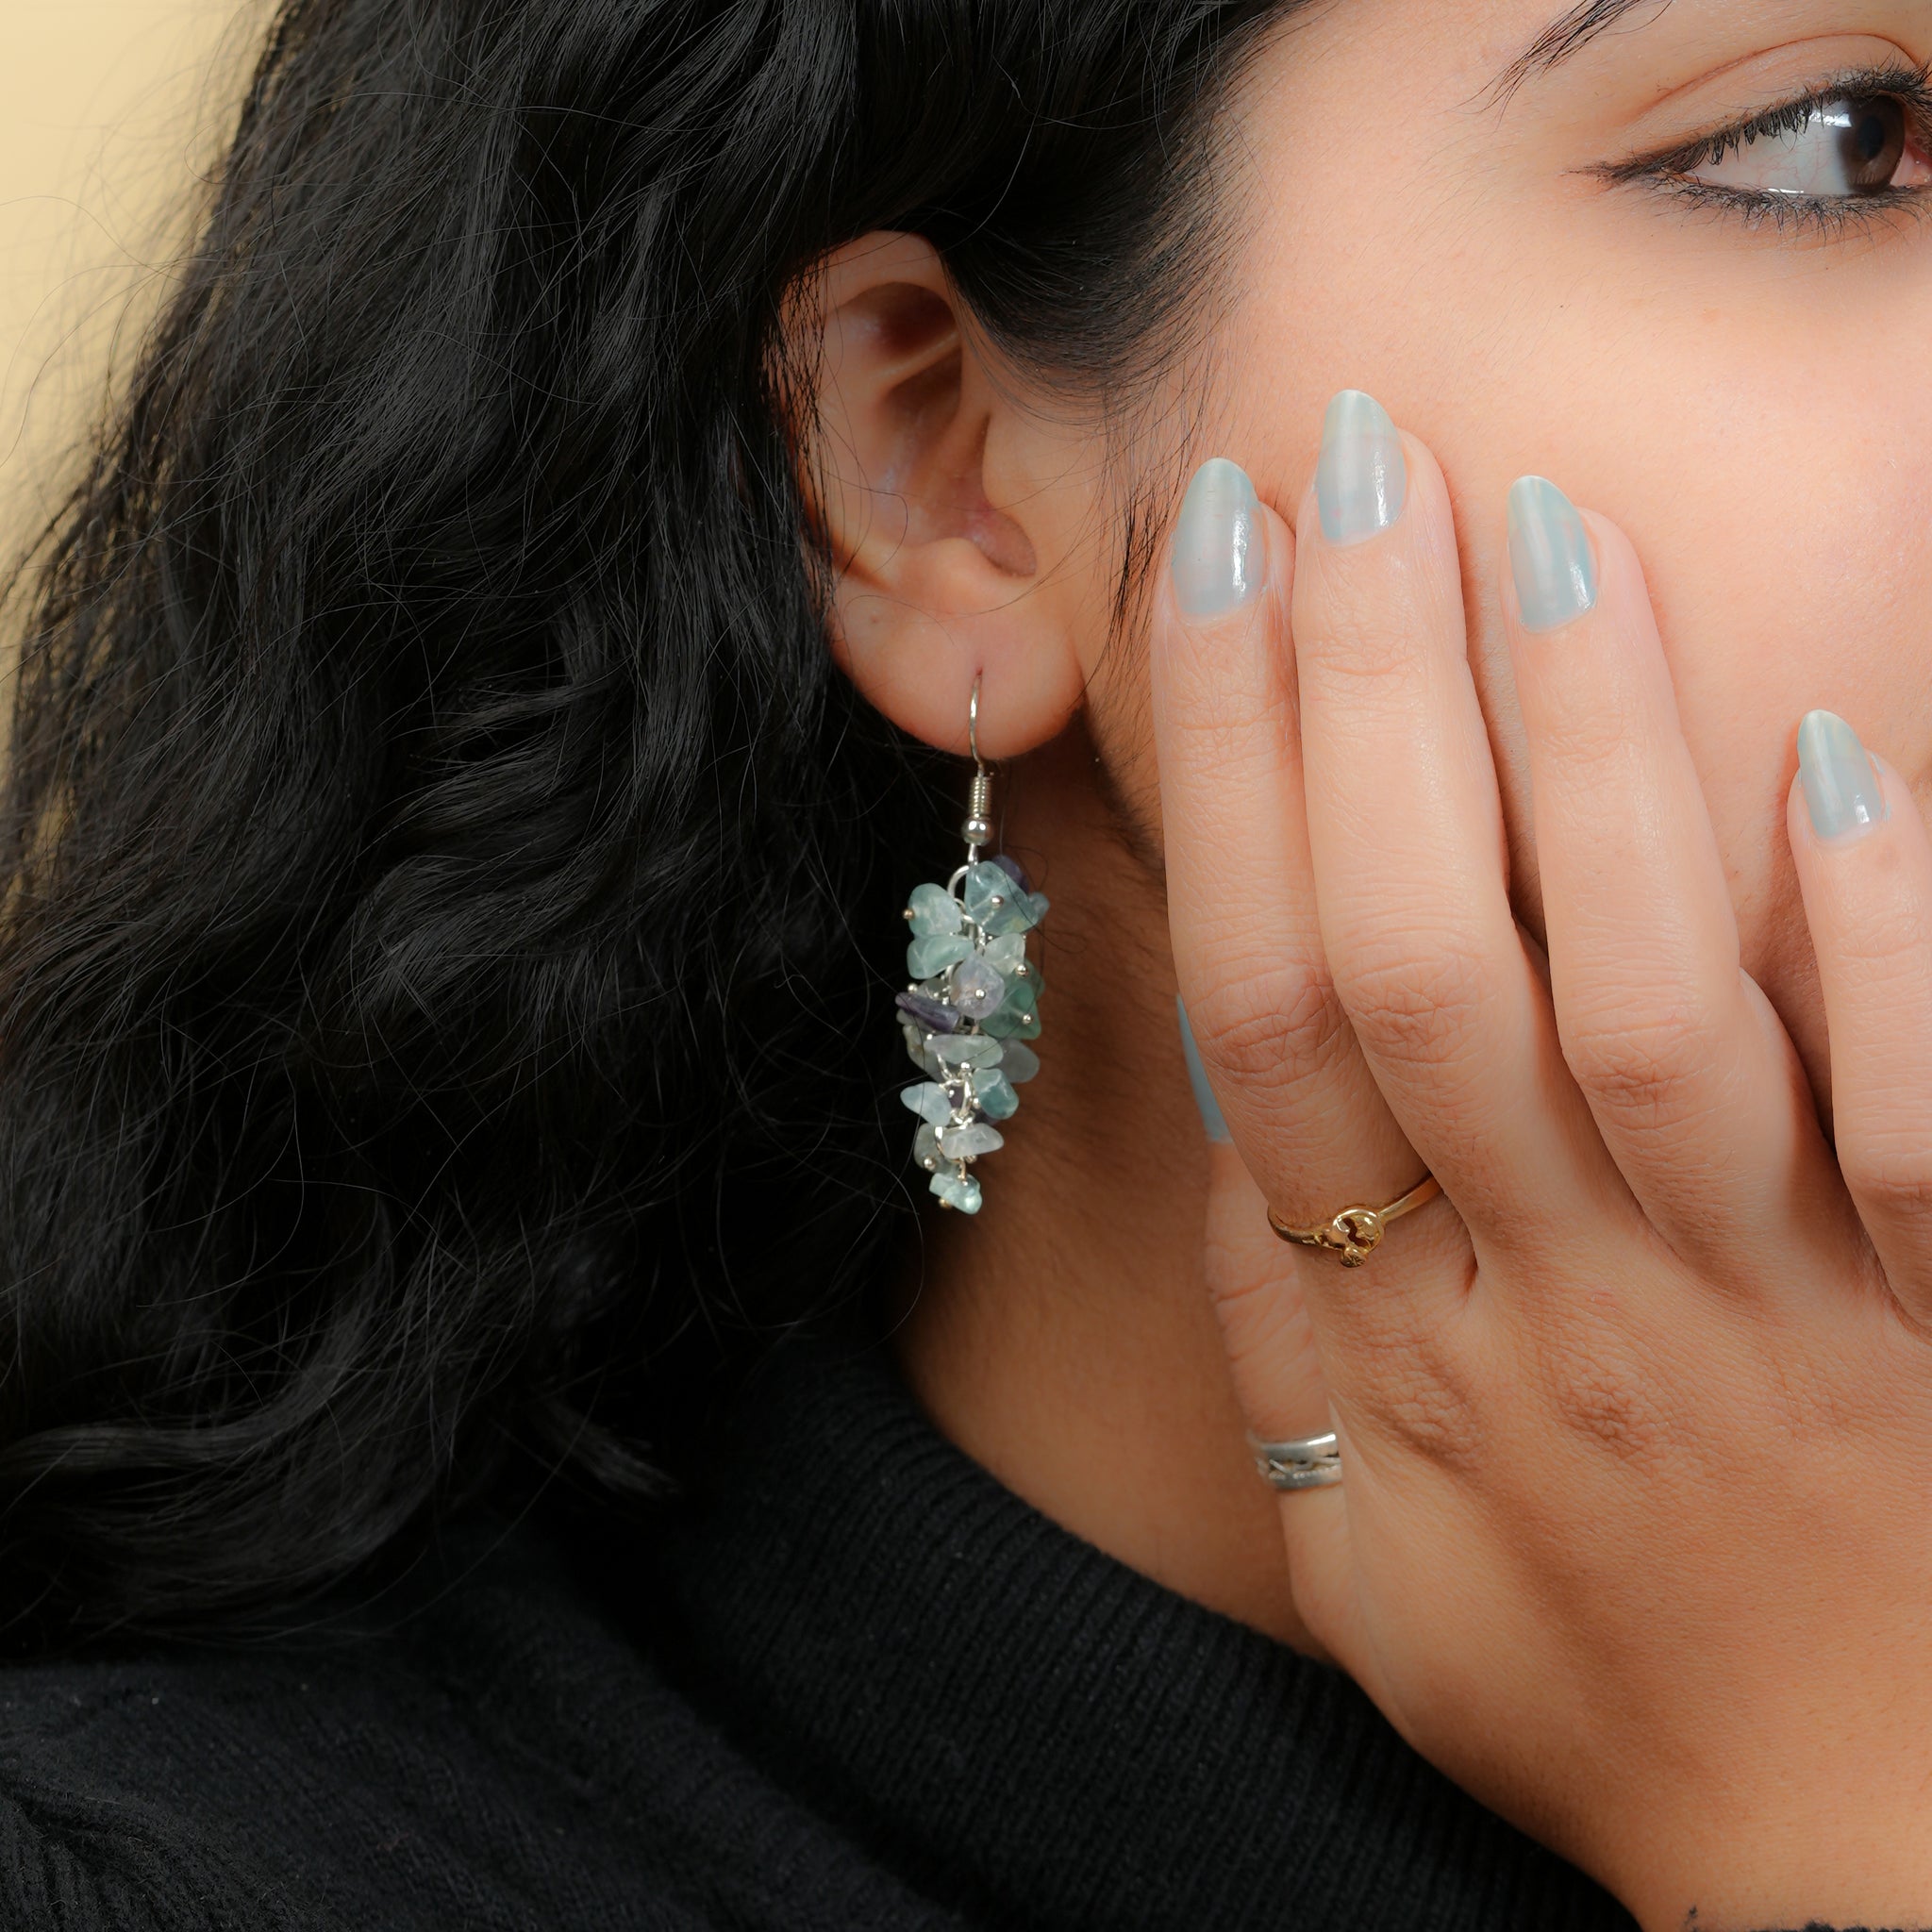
[795,232,1100,760]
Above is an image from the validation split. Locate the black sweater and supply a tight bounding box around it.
[0,1341,1633,1929]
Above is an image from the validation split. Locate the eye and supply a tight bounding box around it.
[1686,92,1932,198]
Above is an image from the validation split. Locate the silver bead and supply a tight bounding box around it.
[963,767,994,849]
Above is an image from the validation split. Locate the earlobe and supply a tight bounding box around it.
[793,231,1092,760]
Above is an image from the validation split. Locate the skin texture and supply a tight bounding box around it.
[1152,452,1932,1927]
[805,1,1932,1924]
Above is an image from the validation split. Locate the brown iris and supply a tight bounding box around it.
[1832,95,1907,192]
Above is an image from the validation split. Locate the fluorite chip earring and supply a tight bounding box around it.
[895,677,1048,1215]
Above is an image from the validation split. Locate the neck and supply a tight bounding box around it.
[893,724,1312,1651]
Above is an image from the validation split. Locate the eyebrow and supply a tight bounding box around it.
[1492,0,1677,101]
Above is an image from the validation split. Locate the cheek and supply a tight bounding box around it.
[1208,237,1932,1108]
[1612,345,1932,1098]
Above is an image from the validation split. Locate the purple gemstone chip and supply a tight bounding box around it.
[950,954,1007,1021]
[895,989,960,1035]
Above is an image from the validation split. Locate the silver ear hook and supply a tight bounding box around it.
[894,666,1048,1217]
[963,674,994,859]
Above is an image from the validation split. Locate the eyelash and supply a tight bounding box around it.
[1604,60,1932,235]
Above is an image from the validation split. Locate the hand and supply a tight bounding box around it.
[1151,414,1932,1931]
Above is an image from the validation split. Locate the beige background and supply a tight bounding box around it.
[0,0,252,556]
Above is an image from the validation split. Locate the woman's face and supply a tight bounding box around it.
[1122,0,1932,1098]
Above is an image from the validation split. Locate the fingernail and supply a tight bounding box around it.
[1507,475,1597,632]
[1316,390,1407,545]
[1172,458,1266,618]
[1798,709,1889,841]
[1176,997,1231,1143]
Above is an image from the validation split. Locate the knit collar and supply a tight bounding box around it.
[659,1339,1628,1930]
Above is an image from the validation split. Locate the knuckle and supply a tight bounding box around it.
[1531,691,1647,779]
[1191,959,1356,1103]
[1840,1132,1932,1225]
[1332,925,1491,1071]
[1171,693,1292,787]
[1300,610,1417,689]
[1300,555,1451,690]
[1534,1323,1673,1468]
[1553,1368,1662,1465]
[1558,998,1718,1129]
[1366,1352,1482,1472]
[1330,1301,1483,1471]
[1824,853,1932,975]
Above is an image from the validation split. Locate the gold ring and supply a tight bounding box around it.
[1268,1174,1441,1268]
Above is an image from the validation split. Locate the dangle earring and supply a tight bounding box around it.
[895,676,1049,1215]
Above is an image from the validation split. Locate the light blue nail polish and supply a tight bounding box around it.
[1507,475,1597,632]
[1172,458,1266,618]
[1316,390,1407,545]
[1798,709,1889,840]
[1176,997,1231,1143]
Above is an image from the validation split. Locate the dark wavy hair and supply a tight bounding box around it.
[0,0,1292,1646]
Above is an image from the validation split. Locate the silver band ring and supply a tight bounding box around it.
[1249,1429,1342,1491]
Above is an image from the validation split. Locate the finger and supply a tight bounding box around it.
[1192,1072,1360,1671]
[1196,1128,1331,1442]
[1152,456,1449,1568]
[1505,486,1852,1285]
[1155,446,1469,1689]
[1292,397,1604,1247]
[1150,458,1415,1232]
[1197,1100,1440,1695]
[1788,720,1932,1314]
